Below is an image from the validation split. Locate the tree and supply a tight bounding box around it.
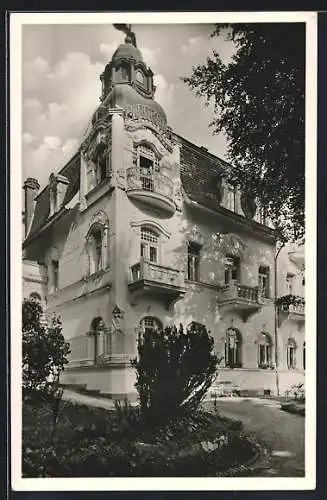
[131,322,219,425]
[183,23,305,241]
[22,299,71,395]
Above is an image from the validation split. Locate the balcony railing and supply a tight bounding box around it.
[281,302,305,315]
[68,335,95,366]
[129,259,186,307]
[217,281,263,321]
[126,167,175,214]
[218,282,261,303]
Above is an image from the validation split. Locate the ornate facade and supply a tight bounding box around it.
[22,29,305,398]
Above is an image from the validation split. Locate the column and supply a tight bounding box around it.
[80,153,89,211]
[110,107,125,186]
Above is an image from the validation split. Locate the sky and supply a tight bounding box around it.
[22,23,236,188]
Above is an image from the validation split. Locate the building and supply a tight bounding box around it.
[22,28,305,399]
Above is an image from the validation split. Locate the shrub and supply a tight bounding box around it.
[286,383,305,402]
[22,299,71,395]
[131,322,219,425]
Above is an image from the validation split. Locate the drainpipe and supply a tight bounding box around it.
[274,241,285,396]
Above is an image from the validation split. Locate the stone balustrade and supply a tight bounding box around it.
[126,167,174,200]
[218,282,260,303]
[130,259,184,288]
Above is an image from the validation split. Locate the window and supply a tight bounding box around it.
[135,69,144,85]
[29,292,41,304]
[140,316,162,335]
[286,273,295,295]
[225,328,242,368]
[50,184,58,215]
[86,220,109,276]
[121,64,130,81]
[90,316,105,333]
[258,266,270,298]
[226,184,236,211]
[224,256,240,284]
[51,260,59,293]
[187,242,200,281]
[258,332,272,368]
[141,227,159,263]
[287,338,297,369]
[137,145,158,191]
[93,228,103,272]
[96,155,108,185]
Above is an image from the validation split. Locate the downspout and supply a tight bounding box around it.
[274,241,285,396]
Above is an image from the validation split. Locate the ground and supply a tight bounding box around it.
[63,390,305,477]
[205,397,305,477]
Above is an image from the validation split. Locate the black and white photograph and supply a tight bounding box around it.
[10,11,316,491]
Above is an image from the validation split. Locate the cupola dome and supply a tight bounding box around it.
[111,43,143,65]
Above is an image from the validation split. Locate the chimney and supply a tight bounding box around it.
[23,177,40,236]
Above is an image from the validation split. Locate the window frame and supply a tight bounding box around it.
[225,328,242,368]
[287,339,297,370]
[187,241,201,281]
[140,227,160,264]
[225,184,236,211]
[286,273,295,295]
[257,332,272,368]
[140,316,163,335]
[258,265,270,298]
[85,220,109,277]
[51,259,59,293]
[224,255,240,285]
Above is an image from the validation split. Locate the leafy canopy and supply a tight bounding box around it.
[183,23,305,241]
[22,299,71,393]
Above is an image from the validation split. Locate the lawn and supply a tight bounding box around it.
[22,391,257,477]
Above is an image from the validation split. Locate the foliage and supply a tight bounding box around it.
[286,383,305,402]
[183,23,305,241]
[131,322,219,425]
[275,294,305,308]
[22,395,253,477]
[22,299,71,395]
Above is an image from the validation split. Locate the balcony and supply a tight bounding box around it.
[278,297,305,324]
[126,167,176,215]
[217,281,264,321]
[129,259,186,309]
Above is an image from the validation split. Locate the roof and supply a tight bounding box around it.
[27,152,80,239]
[176,134,231,211]
[112,43,143,65]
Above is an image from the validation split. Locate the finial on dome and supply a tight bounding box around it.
[113,23,137,47]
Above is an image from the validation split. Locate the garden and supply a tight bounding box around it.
[22,299,262,477]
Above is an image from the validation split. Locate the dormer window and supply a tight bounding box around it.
[225,184,236,211]
[50,183,58,215]
[49,173,69,217]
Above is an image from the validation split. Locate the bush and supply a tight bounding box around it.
[131,322,219,425]
[22,396,253,477]
[286,383,305,402]
[22,299,71,395]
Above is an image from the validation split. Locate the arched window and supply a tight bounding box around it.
[141,226,159,263]
[225,328,242,368]
[137,144,159,191]
[257,332,272,368]
[287,338,297,369]
[139,316,162,335]
[85,220,109,276]
[29,292,41,303]
[90,316,105,333]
